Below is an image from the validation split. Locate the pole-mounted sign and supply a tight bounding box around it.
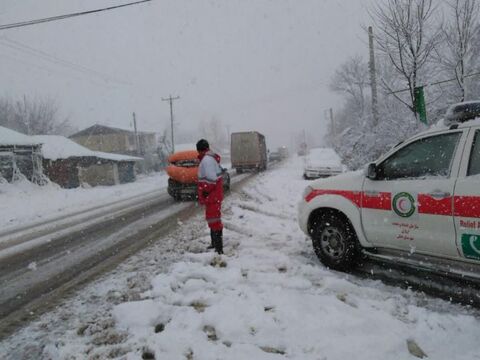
[414,86,428,124]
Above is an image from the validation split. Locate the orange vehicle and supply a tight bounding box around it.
[166,149,231,200]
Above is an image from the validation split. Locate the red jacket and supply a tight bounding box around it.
[197,151,223,205]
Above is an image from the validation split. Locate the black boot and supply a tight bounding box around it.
[207,229,215,250]
[214,230,223,255]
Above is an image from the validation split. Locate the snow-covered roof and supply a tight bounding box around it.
[70,124,156,138]
[94,151,142,162]
[32,135,141,162]
[32,135,94,160]
[0,126,40,146]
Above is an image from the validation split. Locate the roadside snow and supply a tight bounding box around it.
[1,158,480,360]
[0,172,168,233]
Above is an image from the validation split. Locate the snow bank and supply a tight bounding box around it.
[0,172,168,233]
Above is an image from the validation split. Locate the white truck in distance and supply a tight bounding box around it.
[230,131,267,173]
[298,101,480,281]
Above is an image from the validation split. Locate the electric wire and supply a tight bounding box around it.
[0,0,152,31]
[0,36,131,85]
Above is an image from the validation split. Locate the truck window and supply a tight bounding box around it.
[468,130,480,176]
[377,132,461,180]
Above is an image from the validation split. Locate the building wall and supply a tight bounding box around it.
[0,145,42,183]
[139,133,157,153]
[72,134,134,154]
[118,162,136,183]
[43,159,80,188]
[78,163,119,186]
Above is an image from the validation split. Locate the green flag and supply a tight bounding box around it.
[414,86,428,124]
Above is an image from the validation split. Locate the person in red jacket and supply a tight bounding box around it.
[196,139,224,254]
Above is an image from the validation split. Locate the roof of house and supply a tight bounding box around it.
[32,135,142,162]
[32,135,93,160]
[0,126,41,146]
[69,124,156,138]
[94,151,142,162]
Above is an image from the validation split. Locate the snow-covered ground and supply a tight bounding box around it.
[2,158,480,360]
[0,172,168,233]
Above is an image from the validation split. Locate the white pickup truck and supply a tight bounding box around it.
[298,102,480,281]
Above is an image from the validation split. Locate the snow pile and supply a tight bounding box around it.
[0,172,168,233]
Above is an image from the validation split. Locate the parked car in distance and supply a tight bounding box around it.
[298,101,480,283]
[278,146,289,159]
[268,151,282,162]
[166,150,230,201]
[303,148,343,179]
[231,131,267,173]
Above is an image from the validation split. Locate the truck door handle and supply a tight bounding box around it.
[364,190,379,197]
[427,191,451,199]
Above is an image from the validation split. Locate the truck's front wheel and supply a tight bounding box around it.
[311,212,358,272]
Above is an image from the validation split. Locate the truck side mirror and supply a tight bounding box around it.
[366,163,378,180]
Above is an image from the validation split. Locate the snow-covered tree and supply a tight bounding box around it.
[0,96,74,135]
[437,0,480,101]
[371,0,442,115]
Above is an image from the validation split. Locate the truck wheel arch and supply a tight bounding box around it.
[306,196,371,248]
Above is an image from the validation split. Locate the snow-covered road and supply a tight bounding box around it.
[2,158,480,360]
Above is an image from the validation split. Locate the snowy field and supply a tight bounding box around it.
[2,158,480,360]
[0,172,168,233]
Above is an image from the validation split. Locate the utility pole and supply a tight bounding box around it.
[368,26,380,127]
[162,95,180,153]
[329,108,335,138]
[132,112,140,156]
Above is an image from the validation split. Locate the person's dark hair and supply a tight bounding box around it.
[196,139,210,152]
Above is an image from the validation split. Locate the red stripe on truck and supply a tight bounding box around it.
[362,192,392,210]
[306,190,480,218]
[417,194,453,216]
[305,190,392,210]
[305,190,391,210]
[454,196,480,218]
[305,189,362,207]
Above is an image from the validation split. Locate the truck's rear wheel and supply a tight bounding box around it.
[311,212,358,271]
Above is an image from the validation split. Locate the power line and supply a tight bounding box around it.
[388,71,480,95]
[0,0,152,31]
[0,51,114,88]
[0,36,131,85]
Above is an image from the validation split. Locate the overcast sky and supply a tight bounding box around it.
[0,0,372,149]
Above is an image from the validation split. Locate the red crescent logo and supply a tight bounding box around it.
[398,198,408,212]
